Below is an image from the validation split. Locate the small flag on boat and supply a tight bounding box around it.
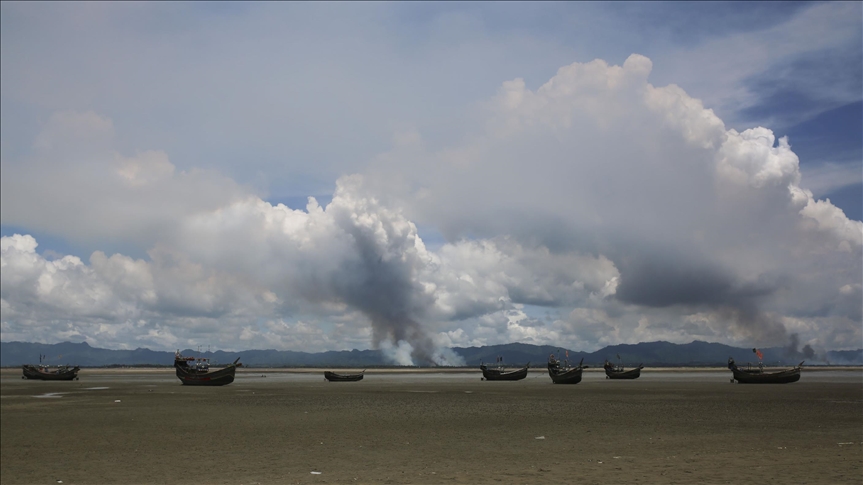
[752,348,763,360]
[616,353,621,360]
[565,350,569,358]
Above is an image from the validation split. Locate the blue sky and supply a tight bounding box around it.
[1,2,860,357]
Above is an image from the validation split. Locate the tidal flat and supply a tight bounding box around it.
[1,368,860,484]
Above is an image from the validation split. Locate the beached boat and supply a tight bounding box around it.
[174,352,241,386]
[547,357,586,384]
[480,363,529,381]
[603,360,643,379]
[727,358,802,384]
[22,364,80,381]
[324,370,365,382]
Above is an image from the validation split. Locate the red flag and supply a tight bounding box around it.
[753,348,763,360]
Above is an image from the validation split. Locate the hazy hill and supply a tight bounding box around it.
[2,340,860,367]
[453,341,863,367]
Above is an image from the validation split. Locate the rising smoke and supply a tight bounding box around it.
[314,177,466,366]
[785,332,820,362]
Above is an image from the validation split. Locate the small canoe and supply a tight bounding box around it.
[22,365,80,381]
[728,358,802,384]
[547,358,586,384]
[324,371,365,382]
[481,363,529,381]
[603,361,643,380]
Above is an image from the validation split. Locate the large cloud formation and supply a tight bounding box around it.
[2,55,861,360]
[370,54,861,349]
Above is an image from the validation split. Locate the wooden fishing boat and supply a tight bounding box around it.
[547,358,586,384]
[324,370,365,382]
[22,365,80,381]
[174,352,241,386]
[480,363,529,381]
[727,358,802,384]
[603,360,643,379]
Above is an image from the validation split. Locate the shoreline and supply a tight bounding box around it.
[2,365,860,375]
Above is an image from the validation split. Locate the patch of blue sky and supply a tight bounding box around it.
[386,2,815,47]
[413,224,449,253]
[785,101,863,164]
[606,1,817,45]
[738,47,862,131]
[265,195,333,212]
[785,101,863,221]
[821,184,862,222]
[1,224,84,260]
[518,304,561,326]
[734,26,861,220]
[0,224,152,262]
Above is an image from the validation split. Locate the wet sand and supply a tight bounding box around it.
[1,368,860,484]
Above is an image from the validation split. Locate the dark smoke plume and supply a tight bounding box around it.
[785,333,822,362]
[320,195,464,366]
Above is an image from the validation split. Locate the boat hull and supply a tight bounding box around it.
[175,365,237,386]
[730,367,800,384]
[547,363,584,384]
[324,371,364,382]
[22,365,79,381]
[604,366,643,380]
[728,358,801,384]
[481,365,528,381]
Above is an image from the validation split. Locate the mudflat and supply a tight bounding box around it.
[1,368,860,484]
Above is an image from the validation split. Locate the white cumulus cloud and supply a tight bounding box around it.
[1,54,861,356]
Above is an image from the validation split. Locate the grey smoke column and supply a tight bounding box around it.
[325,189,440,365]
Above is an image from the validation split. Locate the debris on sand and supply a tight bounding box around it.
[311,471,322,475]
[535,436,545,440]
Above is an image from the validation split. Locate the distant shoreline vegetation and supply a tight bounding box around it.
[2,340,861,367]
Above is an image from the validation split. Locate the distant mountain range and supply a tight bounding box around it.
[2,340,861,367]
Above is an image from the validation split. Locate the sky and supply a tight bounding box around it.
[1,2,861,363]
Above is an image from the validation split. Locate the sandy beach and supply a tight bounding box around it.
[1,368,860,484]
